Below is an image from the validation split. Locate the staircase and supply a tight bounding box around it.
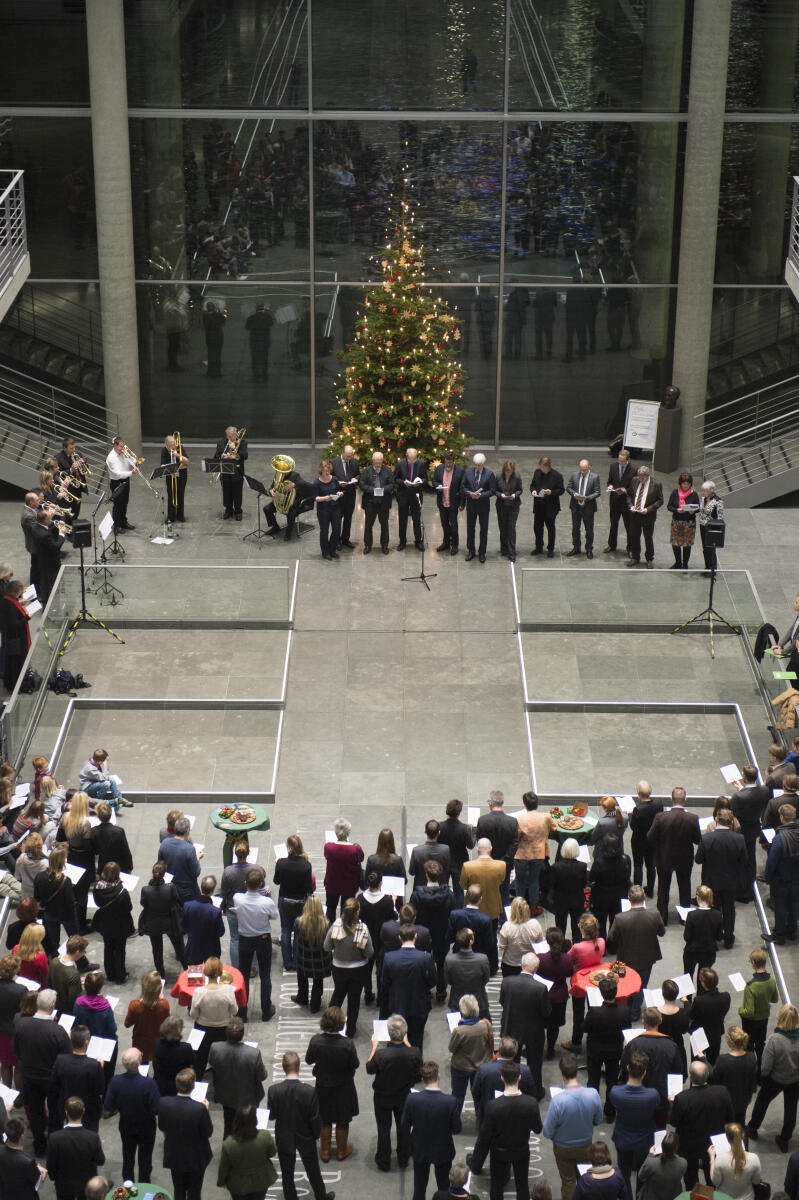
[0,286,104,395]
[0,170,30,325]
[0,363,117,494]
[691,374,799,507]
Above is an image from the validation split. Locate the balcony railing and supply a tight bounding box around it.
[0,170,29,317]
[786,176,799,305]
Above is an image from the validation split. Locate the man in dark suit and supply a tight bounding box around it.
[358,450,395,555]
[530,455,564,557]
[13,987,71,1154]
[670,1059,734,1187]
[365,1014,422,1171]
[471,1036,538,1129]
[331,445,360,548]
[732,764,771,880]
[212,425,248,520]
[400,1059,462,1200]
[89,802,133,875]
[49,1024,106,1131]
[432,450,465,554]
[566,458,601,558]
[205,1015,268,1137]
[695,811,749,948]
[267,1051,334,1200]
[460,453,495,562]
[499,952,552,1096]
[626,465,664,568]
[476,792,518,908]
[604,448,636,554]
[444,928,491,1019]
[646,788,700,925]
[29,510,66,604]
[394,447,428,550]
[46,1096,105,1200]
[104,1046,161,1184]
[446,884,498,974]
[408,820,451,888]
[583,973,629,1119]
[468,1060,542,1199]
[0,1116,45,1198]
[158,1067,213,1200]
[182,874,225,964]
[605,886,665,1021]
[381,926,438,1048]
[21,491,43,593]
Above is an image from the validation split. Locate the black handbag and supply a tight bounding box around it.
[753,1182,771,1200]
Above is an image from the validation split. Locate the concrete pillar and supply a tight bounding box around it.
[85,0,141,448]
[673,0,732,465]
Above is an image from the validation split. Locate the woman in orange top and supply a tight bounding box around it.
[124,969,170,1063]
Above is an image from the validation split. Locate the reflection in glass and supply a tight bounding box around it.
[312,121,502,282]
[508,0,689,112]
[0,13,89,105]
[717,124,799,284]
[138,284,311,440]
[708,289,799,405]
[125,0,308,109]
[130,119,310,282]
[312,0,504,110]
[499,286,672,443]
[726,0,799,112]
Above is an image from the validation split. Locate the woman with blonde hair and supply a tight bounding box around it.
[682,885,723,981]
[33,844,79,955]
[712,1026,758,1126]
[323,897,372,1037]
[55,791,94,932]
[38,774,65,823]
[12,923,47,987]
[497,896,544,977]
[189,955,238,1077]
[747,1003,799,1149]
[561,912,605,1053]
[292,896,331,1013]
[124,970,170,1063]
[709,1123,761,1200]
[15,832,48,900]
[495,459,523,562]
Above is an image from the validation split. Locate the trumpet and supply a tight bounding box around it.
[73,452,91,477]
[58,484,84,505]
[44,502,72,519]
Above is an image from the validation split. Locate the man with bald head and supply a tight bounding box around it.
[103,1046,161,1183]
[358,450,395,554]
[331,444,360,547]
[394,446,428,551]
[566,457,600,558]
[460,452,495,563]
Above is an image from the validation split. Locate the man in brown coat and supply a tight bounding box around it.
[460,839,507,929]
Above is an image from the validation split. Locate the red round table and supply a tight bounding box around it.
[570,962,642,1001]
[170,965,247,1009]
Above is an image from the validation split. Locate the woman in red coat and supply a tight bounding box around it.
[323,817,364,922]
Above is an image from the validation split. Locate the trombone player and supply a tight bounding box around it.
[161,434,189,523]
[106,435,140,532]
[213,425,248,521]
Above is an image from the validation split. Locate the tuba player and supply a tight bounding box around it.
[263,459,310,541]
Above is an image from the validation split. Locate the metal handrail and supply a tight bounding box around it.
[786,176,799,293]
[704,406,799,451]
[0,363,117,441]
[6,285,103,365]
[0,170,28,305]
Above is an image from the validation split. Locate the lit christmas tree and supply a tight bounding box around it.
[328,190,471,468]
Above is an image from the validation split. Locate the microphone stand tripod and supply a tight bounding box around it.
[401,489,436,591]
[671,548,739,659]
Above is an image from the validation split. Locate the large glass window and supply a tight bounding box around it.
[726,0,799,112]
[129,118,310,283]
[138,282,311,440]
[0,10,89,105]
[508,0,690,112]
[125,0,308,109]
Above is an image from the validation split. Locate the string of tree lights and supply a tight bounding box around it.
[328,182,472,468]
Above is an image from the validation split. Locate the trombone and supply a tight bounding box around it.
[169,431,186,508]
[224,427,246,459]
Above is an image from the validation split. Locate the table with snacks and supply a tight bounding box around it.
[546,805,598,857]
[107,1186,173,1200]
[570,961,641,1003]
[210,802,270,866]
[170,964,247,1009]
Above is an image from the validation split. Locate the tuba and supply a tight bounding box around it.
[271,454,298,514]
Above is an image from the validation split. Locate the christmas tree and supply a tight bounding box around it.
[328,191,471,468]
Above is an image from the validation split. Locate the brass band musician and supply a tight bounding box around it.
[213,425,248,521]
[161,435,189,523]
[106,436,139,532]
[263,457,311,541]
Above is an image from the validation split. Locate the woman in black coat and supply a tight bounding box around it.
[92,862,134,984]
[33,844,79,954]
[0,582,31,692]
[587,835,631,938]
[667,472,701,569]
[153,1013,196,1097]
[356,874,396,1005]
[305,1005,359,1163]
[138,861,186,978]
[495,460,523,562]
[436,799,475,906]
[549,838,588,941]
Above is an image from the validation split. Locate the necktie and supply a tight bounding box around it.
[579,473,586,497]
[343,459,348,479]
[408,462,413,481]
[636,483,643,509]
[475,470,481,488]
[619,465,623,482]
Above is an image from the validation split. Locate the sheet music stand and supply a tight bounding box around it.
[101,481,126,562]
[203,459,237,477]
[243,475,270,544]
[151,462,179,540]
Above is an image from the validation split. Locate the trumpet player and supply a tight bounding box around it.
[106,436,139,532]
[29,509,68,604]
[213,425,248,521]
[161,434,189,523]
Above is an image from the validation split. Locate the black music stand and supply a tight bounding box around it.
[243,475,270,544]
[85,489,107,581]
[60,540,125,656]
[87,490,124,605]
[672,520,739,658]
[151,462,179,540]
[100,481,126,562]
[401,490,436,591]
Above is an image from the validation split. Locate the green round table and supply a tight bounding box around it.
[545,807,598,859]
[106,1187,173,1200]
[210,803,270,866]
